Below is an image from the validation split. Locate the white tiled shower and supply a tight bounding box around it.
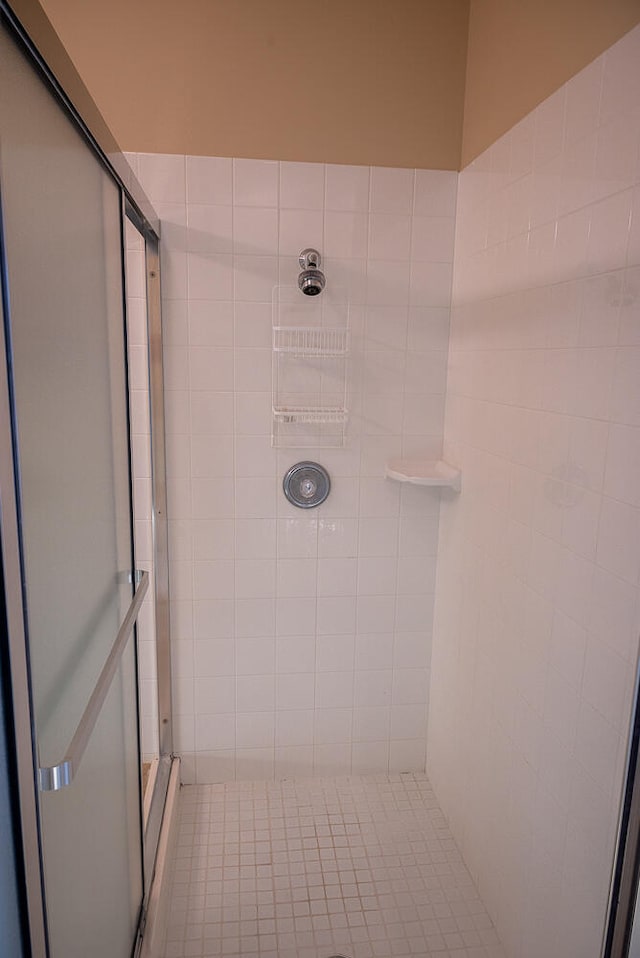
[131,21,640,958]
[127,151,457,786]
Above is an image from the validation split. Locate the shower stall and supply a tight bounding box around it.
[0,4,174,956]
[4,2,640,957]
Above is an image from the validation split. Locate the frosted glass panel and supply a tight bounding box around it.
[37,644,142,956]
[0,23,141,958]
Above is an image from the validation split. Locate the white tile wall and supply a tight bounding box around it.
[429,25,640,958]
[130,151,457,785]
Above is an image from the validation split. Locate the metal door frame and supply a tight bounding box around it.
[604,647,640,957]
[124,204,174,902]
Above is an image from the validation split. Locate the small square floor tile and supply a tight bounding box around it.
[162,773,504,958]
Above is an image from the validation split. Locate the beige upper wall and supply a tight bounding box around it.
[35,0,470,171]
[462,0,640,167]
[21,0,640,171]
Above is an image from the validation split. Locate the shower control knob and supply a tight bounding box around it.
[283,461,330,509]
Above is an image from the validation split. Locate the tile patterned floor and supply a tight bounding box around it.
[163,773,505,958]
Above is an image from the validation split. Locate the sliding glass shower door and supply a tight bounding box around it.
[0,20,143,958]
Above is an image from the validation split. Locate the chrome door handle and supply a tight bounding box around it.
[38,570,149,792]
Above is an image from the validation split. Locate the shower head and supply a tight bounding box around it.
[298,248,326,296]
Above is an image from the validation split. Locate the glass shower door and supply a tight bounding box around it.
[0,21,143,958]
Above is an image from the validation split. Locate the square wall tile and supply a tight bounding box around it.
[279,209,323,257]
[235,636,275,675]
[235,597,275,637]
[233,158,279,206]
[316,634,355,672]
[186,205,233,254]
[186,155,232,205]
[280,161,325,209]
[236,711,275,748]
[354,669,392,707]
[276,709,314,746]
[234,207,279,256]
[236,674,275,712]
[325,163,370,211]
[368,214,412,261]
[370,167,414,213]
[353,706,390,741]
[315,672,354,709]
[138,153,185,205]
[414,169,458,217]
[314,708,353,744]
[276,672,315,709]
[276,636,316,674]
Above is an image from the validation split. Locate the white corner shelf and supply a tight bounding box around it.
[385,458,461,493]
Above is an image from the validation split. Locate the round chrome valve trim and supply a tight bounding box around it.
[282,461,331,509]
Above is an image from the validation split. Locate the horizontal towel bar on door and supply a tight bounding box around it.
[38,570,149,792]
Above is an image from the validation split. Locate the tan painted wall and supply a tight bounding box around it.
[36,0,470,171]
[462,0,640,167]
[26,0,640,171]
